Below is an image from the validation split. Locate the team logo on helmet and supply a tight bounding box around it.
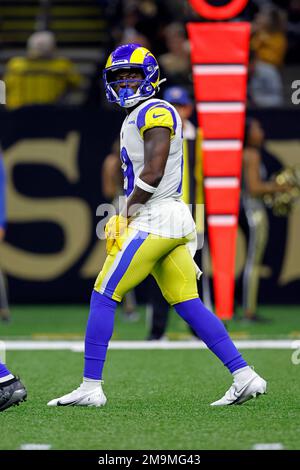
[103,43,166,108]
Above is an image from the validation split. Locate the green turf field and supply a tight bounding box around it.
[1,305,300,450]
[1,304,300,340]
[1,349,299,450]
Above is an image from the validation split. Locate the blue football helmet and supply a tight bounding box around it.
[103,43,166,108]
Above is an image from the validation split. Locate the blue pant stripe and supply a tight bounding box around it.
[103,230,148,297]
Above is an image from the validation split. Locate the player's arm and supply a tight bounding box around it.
[105,104,174,253]
[105,127,170,253]
[123,127,171,217]
[122,103,176,217]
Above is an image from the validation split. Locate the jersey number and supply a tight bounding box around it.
[120,147,134,197]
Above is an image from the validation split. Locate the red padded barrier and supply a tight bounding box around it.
[203,148,242,177]
[188,22,250,319]
[208,222,237,319]
[205,186,241,215]
[197,109,245,140]
[193,73,247,102]
[188,23,250,64]
[188,0,249,20]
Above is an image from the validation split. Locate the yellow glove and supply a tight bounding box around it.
[105,214,129,254]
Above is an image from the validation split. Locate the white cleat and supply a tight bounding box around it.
[47,382,107,407]
[210,371,267,406]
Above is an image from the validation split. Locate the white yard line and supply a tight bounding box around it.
[3,339,300,352]
[252,443,284,450]
[20,444,52,450]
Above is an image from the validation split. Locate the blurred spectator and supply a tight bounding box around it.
[241,118,292,322]
[119,29,151,49]
[0,151,10,322]
[288,0,300,32]
[285,0,300,64]
[4,31,82,109]
[248,51,284,107]
[159,0,200,22]
[251,5,288,67]
[163,86,195,142]
[158,23,192,88]
[109,0,168,55]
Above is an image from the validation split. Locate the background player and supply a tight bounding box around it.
[0,151,27,411]
[0,151,10,322]
[0,363,27,412]
[48,44,267,408]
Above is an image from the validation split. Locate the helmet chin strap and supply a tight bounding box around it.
[158,78,167,87]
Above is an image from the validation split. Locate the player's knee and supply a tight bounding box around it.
[159,280,198,305]
[170,294,199,306]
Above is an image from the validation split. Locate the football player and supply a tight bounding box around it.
[48,44,267,407]
[0,363,27,412]
[0,153,27,411]
[0,151,10,322]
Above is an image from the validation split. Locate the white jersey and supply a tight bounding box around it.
[119,98,196,238]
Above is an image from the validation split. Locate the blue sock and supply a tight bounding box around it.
[174,298,247,373]
[84,290,117,380]
[0,362,11,379]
